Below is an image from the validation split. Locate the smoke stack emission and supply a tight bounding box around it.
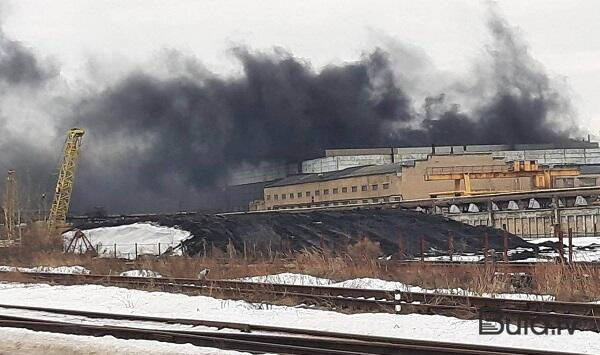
[0,9,581,213]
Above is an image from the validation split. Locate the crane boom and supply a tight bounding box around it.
[48,128,85,232]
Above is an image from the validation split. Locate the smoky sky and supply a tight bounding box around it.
[0,10,581,213]
[0,30,56,86]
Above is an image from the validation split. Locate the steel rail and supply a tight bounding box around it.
[2,271,600,331]
[0,311,579,355]
[19,272,600,314]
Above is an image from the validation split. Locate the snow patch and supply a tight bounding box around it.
[0,327,249,354]
[0,265,90,274]
[0,282,596,354]
[120,270,162,278]
[238,273,556,300]
[63,223,191,259]
[237,272,332,285]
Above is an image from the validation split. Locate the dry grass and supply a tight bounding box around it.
[2,235,600,302]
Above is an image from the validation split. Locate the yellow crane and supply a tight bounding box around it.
[425,160,580,197]
[47,128,85,234]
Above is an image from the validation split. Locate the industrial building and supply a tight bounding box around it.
[261,153,586,210]
[227,142,600,211]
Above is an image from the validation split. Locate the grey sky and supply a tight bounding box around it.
[2,0,599,132]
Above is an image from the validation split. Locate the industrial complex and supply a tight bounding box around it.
[227,141,600,211]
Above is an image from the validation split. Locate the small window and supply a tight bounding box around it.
[352,186,357,192]
[306,191,311,197]
[266,195,271,201]
[333,188,338,194]
[579,177,597,187]
[361,185,367,191]
[315,190,320,196]
[362,199,369,203]
[383,197,389,202]
[372,198,379,203]
[342,187,348,193]
[289,193,294,199]
[281,194,286,200]
[297,192,302,198]
[393,196,402,201]
[274,194,279,200]
[324,189,329,195]
[383,183,390,189]
[556,178,575,188]
[372,184,378,191]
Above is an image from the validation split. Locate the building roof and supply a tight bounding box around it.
[265,163,407,188]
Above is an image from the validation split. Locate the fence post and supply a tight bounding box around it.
[243,240,247,261]
[113,243,117,258]
[420,235,425,262]
[448,232,454,262]
[502,230,508,262]
[135,243,138,260]
[558,229,565,263]
[483,232,489,264]
[397,233,405,260]
[158,242,161,256]
[268,240,273,260]
[568,227,573,264]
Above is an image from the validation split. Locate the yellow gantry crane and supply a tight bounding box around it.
[425,160,580,197]
[47,128,85,234]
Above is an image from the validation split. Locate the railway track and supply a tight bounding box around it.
[0,305,579,355]
[2,271,599,331]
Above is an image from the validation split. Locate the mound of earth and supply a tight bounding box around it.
[73,208,533,257]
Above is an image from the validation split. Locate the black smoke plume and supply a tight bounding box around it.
[0,10,580,213]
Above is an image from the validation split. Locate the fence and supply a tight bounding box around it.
[70,242,180,260]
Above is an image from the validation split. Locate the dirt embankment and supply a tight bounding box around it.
[73,208,533,256]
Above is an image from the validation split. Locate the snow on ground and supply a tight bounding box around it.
[120,270,162,278]
[0,281,596,354]
[0,265,90,274]
[526,237,600,247]
[239,273,555,301]
[0,327,248,355]
[238,272,332,286]
[523,236,600,262]
[417,237,600,263]
[423,254,484,262]
[63,223,191,259]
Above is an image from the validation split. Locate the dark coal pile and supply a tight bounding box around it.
[73,209,533,257]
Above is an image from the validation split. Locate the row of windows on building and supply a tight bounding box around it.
[266,183,391,201]
[270,196,403,210]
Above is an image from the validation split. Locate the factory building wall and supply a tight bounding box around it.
[264,173,402,210]
[264,154,540,210]
[393,148,600,168]
[227,162,298,186]
[398,154,534,199]
[302,146,600,174]
[301,154,393,174]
